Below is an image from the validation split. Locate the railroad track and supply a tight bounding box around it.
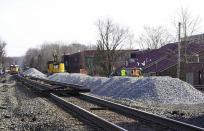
[79,93,204,131]
[50,93,127,131]
[52,93,171,130]
[14,74,204,131]
[14,74,127,130]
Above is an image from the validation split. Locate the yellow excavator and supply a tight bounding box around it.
[10,65,19,74]
[48,51,64,74]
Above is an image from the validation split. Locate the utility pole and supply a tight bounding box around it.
[177,22,181,78]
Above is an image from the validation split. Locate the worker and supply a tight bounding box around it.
[121,68,126,76]
[132,67,138,76]
[133,67,143,78]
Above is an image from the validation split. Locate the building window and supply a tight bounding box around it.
[131,53,136,58]
[199,71,201,85]
[80,65,82,69]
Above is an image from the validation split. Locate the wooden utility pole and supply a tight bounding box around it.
[177,22,181,78]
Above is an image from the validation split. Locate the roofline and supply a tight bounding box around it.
[143,42,204,73]
[65,49,139,56]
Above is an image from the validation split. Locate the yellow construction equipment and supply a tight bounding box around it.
[10,65,19,74]
[48,51,64,74]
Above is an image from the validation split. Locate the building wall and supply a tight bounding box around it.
[83,50,97,69]
[198,50,204,62]
[157,64,177,78]
[64,50,97,73]
[181,33,204,44]
[157,63,185,81]
[184,63,204,85]
[64,52,82,73]
[156,62,204,85]
[113,51,132,70]
[65,50,140,74]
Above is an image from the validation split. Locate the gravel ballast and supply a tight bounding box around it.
[0,74,99,130]
[21,68,204,128]
[48,73,204,105]
[23,68,47,78]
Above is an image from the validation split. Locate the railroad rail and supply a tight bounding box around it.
[80,93,204,131]
[14,74,127,131]
[56,94,171,130]
[50,93,127,131]
[14,74,204,131]
[15,74,90,94]
[29,76,89,92]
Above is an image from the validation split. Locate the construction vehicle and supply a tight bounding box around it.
[9,65,19,74]
[48,51,64,74]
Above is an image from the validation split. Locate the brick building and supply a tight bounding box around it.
[184,63,204,85]
[63,50,137,74]
[115,40,204,85]
[64,50,97,73]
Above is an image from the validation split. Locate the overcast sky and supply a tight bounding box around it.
[0,0,204,57]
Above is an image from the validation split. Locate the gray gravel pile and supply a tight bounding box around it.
[48,73,109,90]
[22,68,46,78]
[48,73,204,105]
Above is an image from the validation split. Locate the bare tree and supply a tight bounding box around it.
[23,42,94,72]
[174,7,200,38]
[23,48,40,68]
[6,56,24,67]
[138,26,173,49]
[173,7,201,62]
[95,18,130,76]
[0,39,7,67]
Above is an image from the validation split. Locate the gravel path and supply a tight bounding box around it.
[0,74,100,130]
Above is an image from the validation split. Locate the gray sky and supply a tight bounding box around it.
[0,0,204,56]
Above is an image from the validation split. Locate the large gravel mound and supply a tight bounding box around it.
[23,68,47,78]
[48,73,204,104]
